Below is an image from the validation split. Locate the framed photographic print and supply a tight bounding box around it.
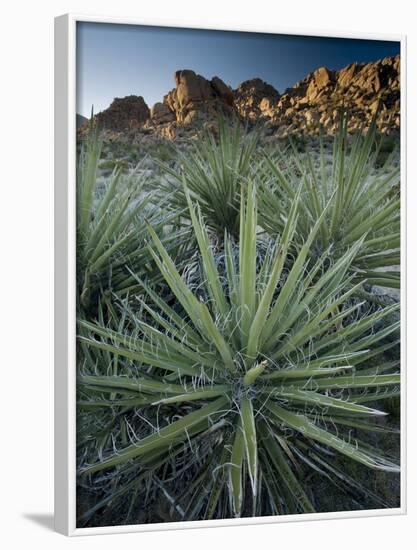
[54,13,406,536]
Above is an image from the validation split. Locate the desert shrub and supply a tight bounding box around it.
[145,141,176,164]
[157,119,259,236]
[105,141,142,164]
[374,135,399,168]
[77,129,189,315]
[77,182,399,523]
[98,158,130,173]
[290,133,307,152]
[258,117,400,289]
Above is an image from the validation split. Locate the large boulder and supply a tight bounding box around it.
[211,76,234,105]
[354,63,382,93]
[306,67,335,102]
[150,102,175,124]
[175,69,214,112]
[337,63,360,88]
[313,67,334,89]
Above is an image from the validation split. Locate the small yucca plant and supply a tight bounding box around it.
[258,117,400,289]
[157,118,259,236]
[77,128,189,313]
[77,182,399,522]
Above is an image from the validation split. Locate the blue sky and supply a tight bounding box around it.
[76,22,400,117]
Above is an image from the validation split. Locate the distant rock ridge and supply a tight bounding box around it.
[79,54,400,139]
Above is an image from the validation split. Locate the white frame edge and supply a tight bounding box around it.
[54,13,77,536]
[54,13,407,536]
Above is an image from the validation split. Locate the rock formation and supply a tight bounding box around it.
[144,70,235,139]
[78,54,400,140]
[94,95,150,132]
[266,55,400,136]
[233,78,280,121]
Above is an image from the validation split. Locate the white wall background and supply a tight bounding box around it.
[0,0,415,548]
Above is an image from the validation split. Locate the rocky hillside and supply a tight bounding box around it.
[93,95,150,131]
[80,55,400,140]
[76,113,89,129]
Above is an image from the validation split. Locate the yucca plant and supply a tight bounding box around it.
[77,181,399,523]
[157,118,259,236]
[77,128,190,313]
[258,116,400,289]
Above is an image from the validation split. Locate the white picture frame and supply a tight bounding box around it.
[54,13,407,536]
